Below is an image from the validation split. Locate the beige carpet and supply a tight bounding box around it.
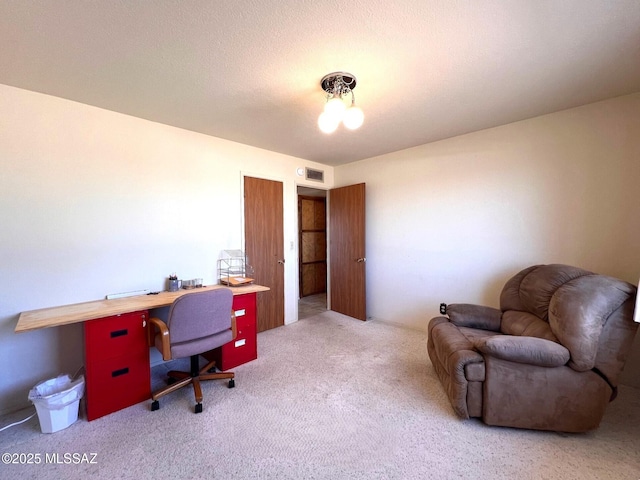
[298,293,327,320]
[1,310,639,479]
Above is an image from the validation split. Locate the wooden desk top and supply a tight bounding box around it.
[15,284,270,333]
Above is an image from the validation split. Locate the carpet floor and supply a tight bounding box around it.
[1,310,639,479]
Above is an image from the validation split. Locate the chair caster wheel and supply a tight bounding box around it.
[195,403,203,414]
[228,379,235,388]
[151,400,159,411]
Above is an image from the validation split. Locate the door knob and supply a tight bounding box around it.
[278,259,285,265]
[355,258,366,263]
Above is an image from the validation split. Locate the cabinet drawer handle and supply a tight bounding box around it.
[112,367,129,378]
[110,329,128,338]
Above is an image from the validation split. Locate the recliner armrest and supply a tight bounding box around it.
[473,335,570,367]
[447,303,502,331]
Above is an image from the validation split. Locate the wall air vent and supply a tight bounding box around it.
[305,168,324,183]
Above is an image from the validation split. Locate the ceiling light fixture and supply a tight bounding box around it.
[317,72,364,134]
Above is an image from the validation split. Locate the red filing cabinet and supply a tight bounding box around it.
[206,293,257,371]
[84,310,150,421]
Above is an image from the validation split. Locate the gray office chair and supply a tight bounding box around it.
[149,288,236,413]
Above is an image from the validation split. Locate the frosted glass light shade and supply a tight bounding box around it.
[343,105,364,130]
[324,97,347,118]
[318,111,339,134]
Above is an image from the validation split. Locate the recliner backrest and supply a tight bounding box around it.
[499,264,637,375]
[500,264,589,320]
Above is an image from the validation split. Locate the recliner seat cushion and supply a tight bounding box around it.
[500,310,557,341]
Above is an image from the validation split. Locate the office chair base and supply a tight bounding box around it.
[150,355,235,413]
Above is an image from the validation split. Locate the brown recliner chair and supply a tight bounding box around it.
[427,264,638,432]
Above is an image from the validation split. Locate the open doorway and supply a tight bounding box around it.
[297,186,327,319]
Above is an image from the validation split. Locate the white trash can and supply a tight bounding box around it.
[28,374,84,433]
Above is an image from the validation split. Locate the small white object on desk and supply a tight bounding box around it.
[106,290,150,300]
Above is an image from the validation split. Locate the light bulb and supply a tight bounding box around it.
[318,111,339,134]
[324,96,347,119]
[343,105,364,130]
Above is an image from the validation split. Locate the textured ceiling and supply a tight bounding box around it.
[1,1,639,166]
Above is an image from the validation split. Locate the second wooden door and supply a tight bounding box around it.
[329,183,366,321]
[244,176,285,332]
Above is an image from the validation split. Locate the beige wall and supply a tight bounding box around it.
[0,84,334,414]
[1,84,638,414]
[335,93,640,386]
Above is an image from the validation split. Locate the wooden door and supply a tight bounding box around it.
[299,196,327,297]
[244,176,285,332]
[329,183,366,320]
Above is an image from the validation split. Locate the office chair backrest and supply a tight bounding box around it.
[167,288,234,345]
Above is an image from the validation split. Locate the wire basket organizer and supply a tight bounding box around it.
[218,250,255,286]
